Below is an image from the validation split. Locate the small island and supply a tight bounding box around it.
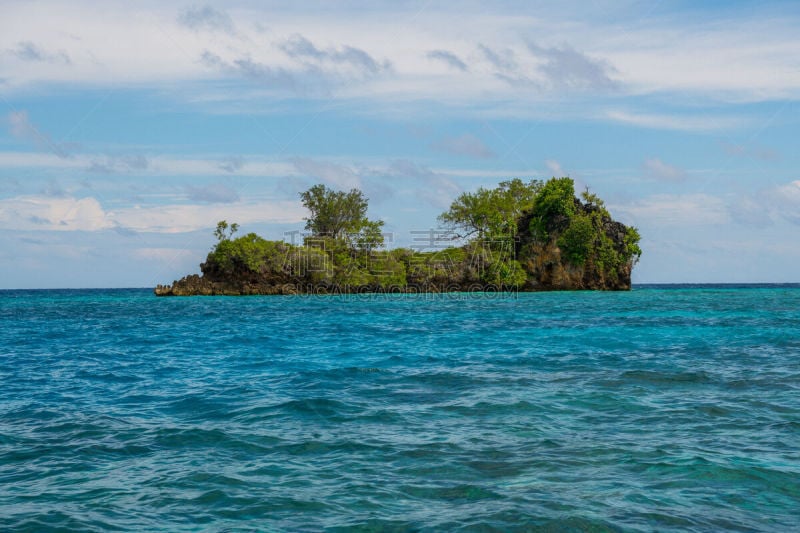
[155,177,641,296]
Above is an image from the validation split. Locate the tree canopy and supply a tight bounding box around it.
[214,220,239,242]
[437,178,542,240]
[300,184,385,249]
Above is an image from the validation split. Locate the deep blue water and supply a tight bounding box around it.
[1,287,799,532]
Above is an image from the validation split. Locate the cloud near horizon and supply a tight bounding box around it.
[0,195,305,233]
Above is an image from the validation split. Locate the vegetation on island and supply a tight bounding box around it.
[155,177,641,295]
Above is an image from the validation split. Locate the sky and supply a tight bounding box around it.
[1,0,799,288]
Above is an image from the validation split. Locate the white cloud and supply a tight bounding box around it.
[643,158,687,183]
[431,133,495,159]
[0,195,305,233]
[279,34,390,76]
[604,110,745,132]
[1,2,799,110]
[290,157,362,189]
[177,5,236,35]
[218,156,244,173]
[383,159,461,209]
[726,180,800,227]
[611,193,730,226]
[0,196,110,231]
[0,151,297,177]
[427,50,468,71]
[527,41,618,91]
[766,180,800,225]
[6,111,74,158]
[8,41,71,64]
[545,159,565,177]
[87,154,149,173]
[727,195,774,227]
[185,183,240,203]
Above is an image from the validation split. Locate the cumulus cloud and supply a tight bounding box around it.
[431,133,494,159]
[643,158,687,183]
[0,196,110,231]
[427,50,468,71]
[185,183,240,203]
[528,42,618,91]
[177,5,235,35]
[8,41,71,64]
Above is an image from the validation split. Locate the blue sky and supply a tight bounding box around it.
[1,0,799,288]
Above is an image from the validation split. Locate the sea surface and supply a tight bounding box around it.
[1,286,799,532]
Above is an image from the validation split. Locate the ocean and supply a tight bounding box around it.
[1,286,798,531]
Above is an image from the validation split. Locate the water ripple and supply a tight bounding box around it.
[0,287,799,531]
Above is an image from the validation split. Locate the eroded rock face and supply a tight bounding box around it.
[514,199,635,292]
[518,241,632,291]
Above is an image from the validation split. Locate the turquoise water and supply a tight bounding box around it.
[1,287,799,532]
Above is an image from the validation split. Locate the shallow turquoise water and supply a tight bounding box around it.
[1,287,799,531]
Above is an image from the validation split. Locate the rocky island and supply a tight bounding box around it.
[155,177,641,296]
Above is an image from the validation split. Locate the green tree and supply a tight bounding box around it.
[624,227,643,264]
[351,219,385,253]
[300,184,384,247]
[438,178,542,239]
[528,177,576,241]
[581,187,606,211]
[557,213,594,265]
[214,220,239,242]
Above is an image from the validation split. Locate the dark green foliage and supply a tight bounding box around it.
[206,232,289,276]
[198,179,640,293]
[528,177,577,241]
[300,184,384,244]
[214,220,239,242]
[481,259,527,288]
[624,227,643,264]
[438,178,541,239]
[557,214,594,265]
